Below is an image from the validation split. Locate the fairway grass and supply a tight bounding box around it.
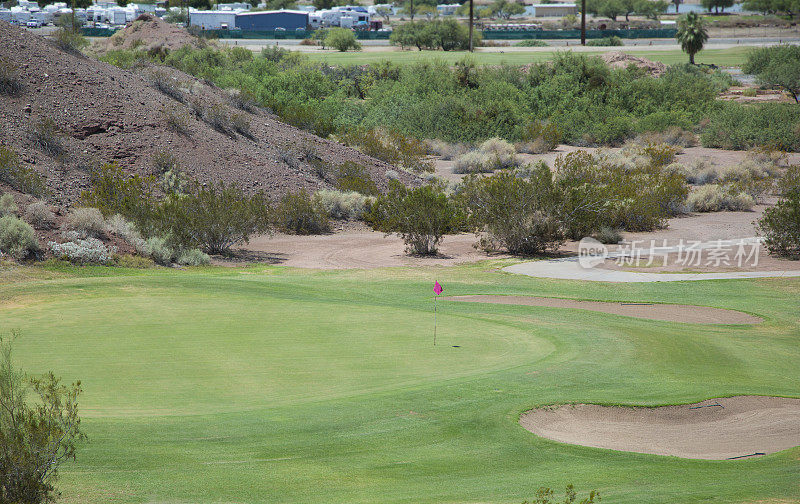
[1,261,799,503]
[302,46,753,67]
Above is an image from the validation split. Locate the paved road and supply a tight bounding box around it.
[504,238,800,282]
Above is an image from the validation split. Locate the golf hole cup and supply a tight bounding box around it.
[578,237,608,269]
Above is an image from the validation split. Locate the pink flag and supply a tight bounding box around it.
[433,281,442,296]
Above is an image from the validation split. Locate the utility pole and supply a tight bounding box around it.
[580,0,586,45]
[469,0,474,52]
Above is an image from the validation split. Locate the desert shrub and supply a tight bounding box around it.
[274,189,331,235]
[678,157,718,185]
[230,113,254,139]
[389,20,475,51]
[154,183,272,254]
[52,27,88,53]
[0,216,39,260]
[685,184,755,212]
[514,39,548,47]
[105,213,145,251]
[701,103,800,152]
[367,181,462,255]
[227,88,260,113]
[553,150,689,236]
[743,44,800,104]
[717,159,777,201]
[151,150,180,175]
[80,163,158,233]
[143,236,175,265]
[324,28,361,52]
[0,147,48,197]
[200,103,234,137]
[48,234,116,264]
[176,248,210,266]
[29,118,65,159]
[757,165,800,258]
[149,70,184,103]
[0,57,23,95]
[522,485,599,504]
[426,139,470,160]
[634,127,697,148]
[453,138,518,174]
[162,105,192,136]
[67,207,106,238]
[517,121,562,154]
[340,128,433,173]
[459,166,564,255]
[24,201,55,229]
[334,162,380,196]
[587,36,623,46]
[315,189,372,220]
[593,226,622,244]
[385,169,400,181]
[742,88,757,97]
[261,45,290,62]
[0,194,17,217]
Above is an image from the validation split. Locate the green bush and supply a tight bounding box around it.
[149,70,184,103]
[743,45,800,103]
[367,181,463,255]
[144,235,175,265]
[80,163,157,233]
[274,188,331,235]
[586,36,623,46]
[0,194,17,217]
[514,39,548,47]
[389,20,476,51]
[52,27,88,53]
[324,28,362,52]
[0,216,39,260]
[334,162,380,196]
[176,248,211,266]
[155,183,272,254]
[593,226,622,244]
[459,165,564,255]
[0,147,48,197]
[339,128,433,173]
[757,165,800,258]
[701,102,800,152]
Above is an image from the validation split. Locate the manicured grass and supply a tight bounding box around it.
[302,46,753,66]
[1,261,799,503]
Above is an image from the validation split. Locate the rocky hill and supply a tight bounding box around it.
[0,20,408,207]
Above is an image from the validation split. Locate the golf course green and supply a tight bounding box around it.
[1,260,798,503]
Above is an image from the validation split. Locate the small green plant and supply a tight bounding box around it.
[29,118,66,159]
[52,26,89,54]
[514,39,548,47]
[593,226,622,244]
[0,57,23,95]
[521,484,599,504]
[162,105,192,136]
[274,188,331,235]
[0,147,48,197]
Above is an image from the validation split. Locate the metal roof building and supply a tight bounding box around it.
[234,9,308,31]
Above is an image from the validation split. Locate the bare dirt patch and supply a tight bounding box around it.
[519,396,800,460]
[93,15,207,54]
[443,295,762,324]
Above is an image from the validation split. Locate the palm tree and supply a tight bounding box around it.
[676,12,709,65]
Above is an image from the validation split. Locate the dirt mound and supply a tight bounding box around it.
[93,15,207,54]
[0,20,411,206]
[519,396,800,460]
[600,51,667,77]
[442,295,762,324]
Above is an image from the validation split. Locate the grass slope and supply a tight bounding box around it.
[1,260,798,503]
[302,46,752,66]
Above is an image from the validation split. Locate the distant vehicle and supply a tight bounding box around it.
[26,19,42,28]
[95,22,110,28]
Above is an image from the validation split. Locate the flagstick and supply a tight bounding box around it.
[433,294,437,347]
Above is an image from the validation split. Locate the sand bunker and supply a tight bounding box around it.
[520,396,800,460]
[443,295,761,325]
